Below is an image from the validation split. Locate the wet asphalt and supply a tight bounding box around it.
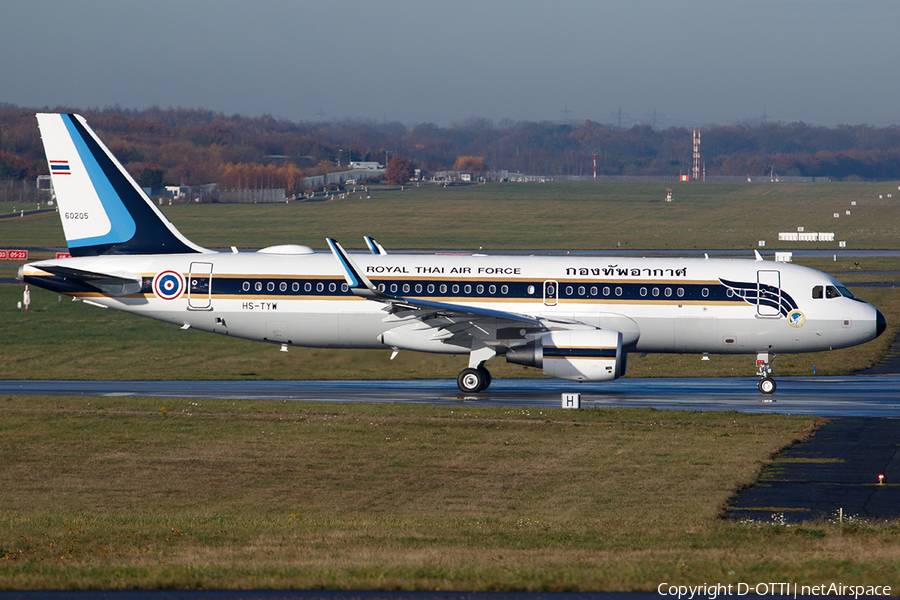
[727,416,900,523]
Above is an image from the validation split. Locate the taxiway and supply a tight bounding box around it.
[2,375,900,417]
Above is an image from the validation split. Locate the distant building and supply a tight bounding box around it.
[349,161,383,170]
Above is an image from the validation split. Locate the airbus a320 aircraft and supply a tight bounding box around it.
[20,114,886,394]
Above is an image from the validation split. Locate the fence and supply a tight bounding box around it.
[303,169,385,189]
[0,180,52,205]
[215,189,286,203]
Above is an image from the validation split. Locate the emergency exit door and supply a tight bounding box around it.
[188,262,213,310]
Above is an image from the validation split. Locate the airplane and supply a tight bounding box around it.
[19,113,887,395]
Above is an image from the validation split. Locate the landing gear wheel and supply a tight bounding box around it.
[477,366,492,390]
[758,377,776,395]
[458,368,486,393]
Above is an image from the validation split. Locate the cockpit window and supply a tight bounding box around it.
[813,284,856,300]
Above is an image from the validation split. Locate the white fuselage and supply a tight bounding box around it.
[24,250,883,356]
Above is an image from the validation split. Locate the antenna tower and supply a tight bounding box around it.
[692,130,701,181]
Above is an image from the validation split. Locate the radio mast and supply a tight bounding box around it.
[692,130,701,181]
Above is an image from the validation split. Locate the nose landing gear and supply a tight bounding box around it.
[757,352,777,394]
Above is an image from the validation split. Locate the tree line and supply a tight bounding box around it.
[1,104,899,186]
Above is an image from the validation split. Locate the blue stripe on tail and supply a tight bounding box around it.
[63,114,201,257]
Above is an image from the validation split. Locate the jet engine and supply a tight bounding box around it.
[506,329,625,382]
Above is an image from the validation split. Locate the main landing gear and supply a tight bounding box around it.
[756,352,777,394]
[457,366,492,393]
[457,345,497,393]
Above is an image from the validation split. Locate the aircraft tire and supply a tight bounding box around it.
[458,368,485,393]
[758,377,777,394]
[477,366,492,390]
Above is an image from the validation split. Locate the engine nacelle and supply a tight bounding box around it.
[506,329,624,382]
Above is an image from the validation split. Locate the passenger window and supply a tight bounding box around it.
[501,285,508,294]
[812,286,823,299]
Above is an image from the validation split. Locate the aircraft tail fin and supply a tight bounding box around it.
[35,113,208,257]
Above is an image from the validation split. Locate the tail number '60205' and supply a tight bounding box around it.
[64,212,89,220]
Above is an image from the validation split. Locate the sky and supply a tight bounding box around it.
[3,0,900,128]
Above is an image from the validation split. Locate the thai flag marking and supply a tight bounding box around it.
[50,160,71,175]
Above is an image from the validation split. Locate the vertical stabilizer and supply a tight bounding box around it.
[36,113,208,256]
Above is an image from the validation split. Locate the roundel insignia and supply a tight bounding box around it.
[153,270,185,300]
[788,310,806,328]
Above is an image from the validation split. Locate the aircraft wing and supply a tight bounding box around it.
[32,264,143,296]
[327,238,559,328]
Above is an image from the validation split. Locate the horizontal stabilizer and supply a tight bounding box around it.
[36,265,142,296]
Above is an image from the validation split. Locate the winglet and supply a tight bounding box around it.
[754,249,764,261]
[363,236,387,255]
[326,238,381,298]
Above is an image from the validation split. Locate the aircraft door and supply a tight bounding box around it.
[543,280,558,306]
[756,270,781,317]
[188,262,213,310]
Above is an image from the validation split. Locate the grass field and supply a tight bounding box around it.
[1,181,900,591]
[3,396,900,591]
[3,180,900,250]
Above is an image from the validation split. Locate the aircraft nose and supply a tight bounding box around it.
[876,308,887,338]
